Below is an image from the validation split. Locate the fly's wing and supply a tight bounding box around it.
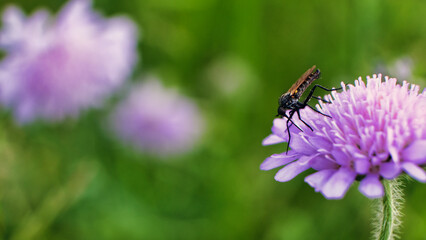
[287,65,316,96]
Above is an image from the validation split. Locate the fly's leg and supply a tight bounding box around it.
[302,84,342,105]
[311,96,331,103]
[300,84,341,118]
[306,104,331,118]
[284,111,300,154]
[296,109,313,131]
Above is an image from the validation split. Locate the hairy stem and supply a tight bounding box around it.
[374,178,404,240]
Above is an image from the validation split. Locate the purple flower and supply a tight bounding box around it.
[0,0,138,123]
[109,78,204,157]
[262,75,426,199]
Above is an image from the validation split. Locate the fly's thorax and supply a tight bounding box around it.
[278,93,291,106]
[277,92,299,116]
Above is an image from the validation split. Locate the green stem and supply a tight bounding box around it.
[375,179,404,240]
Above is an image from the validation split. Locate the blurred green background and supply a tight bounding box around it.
[1,0,426,239]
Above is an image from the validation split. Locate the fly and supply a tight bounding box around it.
[277,65,341,153]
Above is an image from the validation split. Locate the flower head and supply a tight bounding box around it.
[262,75,426,199]
[0,0,138,123]
[109,78,204,157]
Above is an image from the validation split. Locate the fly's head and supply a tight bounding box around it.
[277,93,295,117]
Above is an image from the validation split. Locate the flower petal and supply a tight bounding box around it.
[359,174,384,198]
[321,168,356,199]
[274,161,310,182]
[402,140,426,164]
[354,159,370,175]
[305,169,336,192]
[260,152,299,170]
[290,134,316,155]
[388,145,400,163]
[331,148,350,166]
[262,134,285,146]
[310,155,339,170]
[380,162,401,179]
[298,154,319,165]
[271,118,288,139]
[402,162,426,182]
[309,136,332,151]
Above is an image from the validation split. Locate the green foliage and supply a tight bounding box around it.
[0,0,425,239]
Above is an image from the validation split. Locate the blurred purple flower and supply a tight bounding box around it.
[262,75,426,199]
[109,78,204,157]
[0,0,138,123]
